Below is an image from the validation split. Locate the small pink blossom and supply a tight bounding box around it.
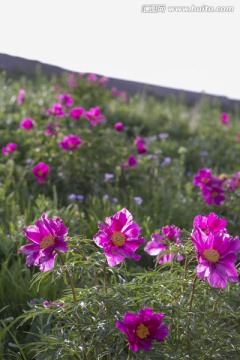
[58,93,74,107]
[85,106,105,126]
[17,89,26,105]
[145,225,183,264]
[20,118,35,131]
[119,90,128,102]
[221,112,229,126]
[2,143,17,154]
[44,123,60,136]
[47,103,65,117]
[69,107,85,120]
[88,73,98,82]
[59,134,82,151]
[114,122,124,131]
[111,87,118,97]
[98,76,109,86]
[69,74,76,88]
[32,162,50,184]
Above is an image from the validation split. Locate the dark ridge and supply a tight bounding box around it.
[0,53,239,112]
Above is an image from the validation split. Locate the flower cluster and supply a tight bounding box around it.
[2,142,17,154]
[191,213,240,289]
[193,168,225,206]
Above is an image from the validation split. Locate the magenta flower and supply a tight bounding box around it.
[201,182,225,206]
[116,308,169,352]
[69,73,76,88]
[226,172,240,191]
[85,106,105,126]
[145,225,183,264]
[20,118,35,131]
[98,76,109,86]
[114,122,124,131]
[191,226,240,289]
[17,89,26,105]
[193,213,227,235]
[43,301,64,307]
[58,93,74,107]
[32,162,50,183]
[93,208,145,266]
[119,90,128,102]
[193,168,212,188]
[2,143,17,154]
[69,107,85,120]
[137,142,148,154]
[59,134,82,151]
[18,213,68,272]
[111,87,118,97]
[47,103,65,117]
[221,112,229,126]
[44,123,60,136]
[87,73,98,82]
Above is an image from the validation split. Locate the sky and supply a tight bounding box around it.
[1,0,239,99]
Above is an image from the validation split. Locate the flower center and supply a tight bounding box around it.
[136,324,150,339]
[40,235,55,249]
[111,232,126,246]
[203,248,220,263]
[211,191,218,198]
[37,170,43,176]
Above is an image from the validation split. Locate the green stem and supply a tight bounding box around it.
[188,274,198,313]
[103,259,108,294]
[57,251,77,302]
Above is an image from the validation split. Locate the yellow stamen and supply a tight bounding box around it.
[136,324,150,339]
[211,191,218,198]
[203,248,220,263]
[37,170,43,176]
[111,232,126,246]
[40,235,55,249]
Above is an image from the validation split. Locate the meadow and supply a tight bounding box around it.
[0,70,240,359]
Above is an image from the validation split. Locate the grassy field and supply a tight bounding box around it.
[0,71,239,359]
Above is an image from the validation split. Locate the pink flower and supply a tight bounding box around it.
[114,122,124,131]
[69,74,76,88]
[20,118,35,131]
[145,225,183,264]
[2,143,17,154]
[119,90,128,102]
[18,213,68,272]
[59,134,82,151]
[201,182,226,206]
[221,112,229,126]
[47,103,65,117]
[87,73,98,82]
[111,87,118,97]
[193,213,227,235]
[32,162,50,183]
[69,107,85,120]
[85,106,105,126]
[226,172,240,191]
[58,93,74,107]
[116,308,169,352]
[43,301,64,307]
[191,223,240,289]
[193,168,212,188]
[98,76,109,86]
[93,208,145,266]
[137,142,147,154]
[17,89,26,105]
[44,123,60,136]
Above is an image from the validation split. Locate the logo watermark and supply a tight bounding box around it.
[141,4,234,13]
